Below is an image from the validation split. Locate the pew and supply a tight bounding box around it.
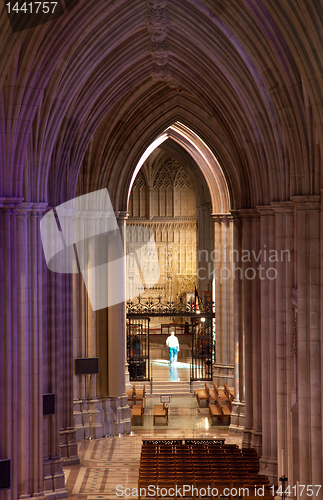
[132,398,144,425]
[153,402,169,425]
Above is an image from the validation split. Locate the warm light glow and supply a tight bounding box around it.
[127,133,168,204]
[127,121,231,214]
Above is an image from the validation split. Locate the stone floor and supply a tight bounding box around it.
[150,337,192,382]
[64,394,242,499]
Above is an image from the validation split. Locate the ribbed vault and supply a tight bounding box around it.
[0,0,322,205]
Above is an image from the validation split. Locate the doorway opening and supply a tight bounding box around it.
[126,121,233,390]
[126,297,215,383]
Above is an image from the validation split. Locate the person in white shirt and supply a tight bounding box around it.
[166,331,180,364]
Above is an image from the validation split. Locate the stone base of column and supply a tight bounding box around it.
[73,400,85,441]
[43,458,67,499]
[60,428,79,465]
[19,494,47,500]
[241,428,262,455]
[213,363,234,387]
[250,429,262,455]
[73,397,131,440]
[86,399,106,439]
[110,396,131,435]
[259,456,278,485]
[242,428,253,448]
[101,398,115,437]
[229,400,245,434]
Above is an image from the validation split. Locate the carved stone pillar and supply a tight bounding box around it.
[228,211,245,434]
[43,259,68,499]
[239,209,262,453]
[257,206,277,482]
[212,214,234,386]
[270,202,294,485]
[0,199,48,500]
[107,212,127,397]
[197,204,213,293]
[291,195,322,488]
[107,211,131,434]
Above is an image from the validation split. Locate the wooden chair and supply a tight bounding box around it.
[153,402,169,425]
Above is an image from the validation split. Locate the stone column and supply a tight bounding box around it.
[292,196,322,488]
[107,212,127,397]
[82,209,106,439]
[257,206,277,482]
[211,214,234,386]
[271,202,294,486]
[72,262,87,440]
[107,211,131,434]
[229,211,245,433]
[43,263,68,498]
[239,209,261,452]
[0,198,47,500]
[197,204,213,293]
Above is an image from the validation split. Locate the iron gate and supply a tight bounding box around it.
[191,317,214,381]
[127,296,215,382]
[127,317,150,381]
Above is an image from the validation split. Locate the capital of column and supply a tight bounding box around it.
[30,202,48,216]
[290,195,320,210]
[238,208,260,219]
[256,205,275,216]
[115,211,129,222]
[212,212,232,225]
[16,202,33,215]
[270,201,294,214]
[1,196,24,212]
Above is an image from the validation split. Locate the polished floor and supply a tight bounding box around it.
[150,336,192,382]
[64,395,241,499]
[150,358,191,382]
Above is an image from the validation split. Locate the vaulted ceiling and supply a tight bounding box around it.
[1,0,322,209]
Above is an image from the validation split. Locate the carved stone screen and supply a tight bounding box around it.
[127,152,197,304]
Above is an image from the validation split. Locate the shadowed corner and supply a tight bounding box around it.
[6,0,81,33]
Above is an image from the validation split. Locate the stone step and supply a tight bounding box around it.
[129,380,229,397]
[133,380,193,397]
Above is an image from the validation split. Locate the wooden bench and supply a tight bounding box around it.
[135,383,146,403]
[132,399,144,425]
[217,398,231,424]
[209,401,223,424]
[213,383,226,401]
[194,383,210,407]
[153,403,168,425]
[224,383,234,400]
[126,383,136,403]
[209,396,232,425]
